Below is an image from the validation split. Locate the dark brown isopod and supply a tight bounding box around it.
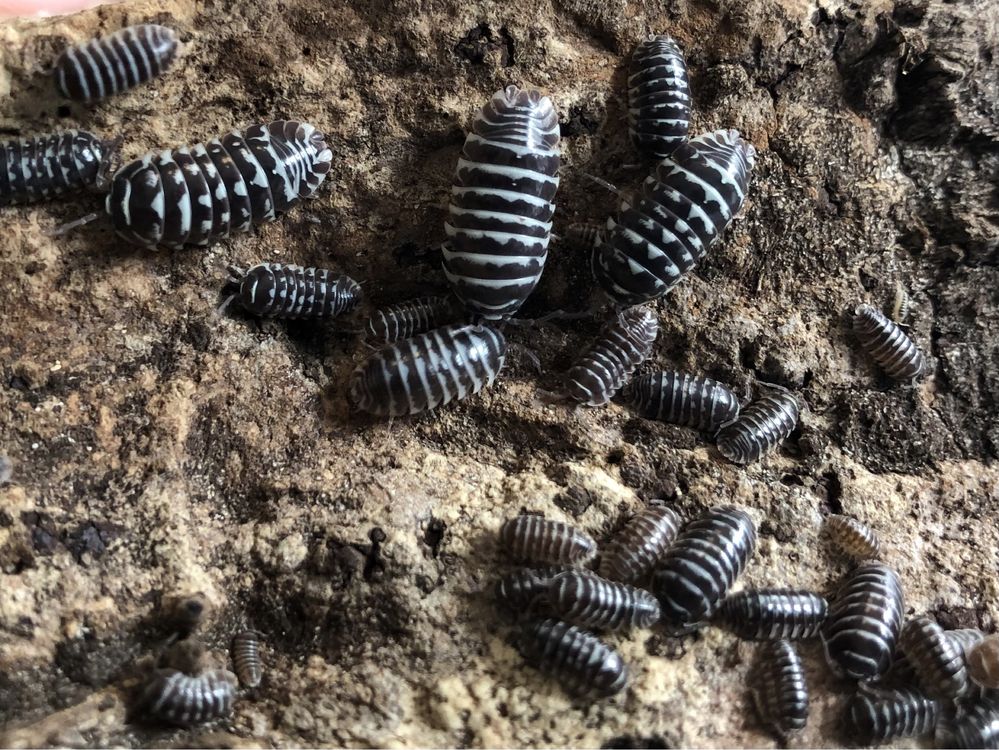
[231,630,263,688]
[853,303,926,380]
[824,514,882,562]
[598,504,681,583]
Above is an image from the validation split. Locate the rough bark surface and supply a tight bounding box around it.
[1,0,997,746]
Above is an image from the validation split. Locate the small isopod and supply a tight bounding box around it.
[823,514,882,562]
[716,389,799,464]
[899,616,970,699]
[499,515,597,566]
[821,561,905,681]
[849,686,940,744]
[968,635,999,690]
[231,631,263,688]
[348,323,506,417]
[138,668,237,727]
[365,295,463,343]
[55,24,180,102]
[547,570,660,630]
[625,371,740,431]
[564,306,659,406]
[751,640,809,741]
[495,567,566,611]
[598,503,681,583]
[714,589,828,641]
[651,505,757,630]
[518,618,628,698]
[1,131,105,207]
[228,263,361,319]
[627,35,691,159]
[853,303,926,380]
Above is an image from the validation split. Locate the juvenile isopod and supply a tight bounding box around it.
[627,35,691,158]
[565,306,659,406]
[518,618,628,698]
[547,571,660,631]
[823,514,882,562]
[1,131,105,207]
[714,589,828,641]
[849,686,940,744]
[590,129,756,307]
[598,503,681,583]
[444,85,561,320]
[898,616,970,699]
[227,263,361,319]
[625,371,740,431]
[231,631,262,688]
[968,635,999,690]
[107,120,331,248]
[821,561,904,681]
[499,515,597,566]
[651,505,757,630]
[348,323,506,417]
[716,389,799,464]
[495,567,566,611]
[751,640,809,741]
[365,295,463,343]
[55,24,180,102]
[853,303,926,380]
[137,669,237,727]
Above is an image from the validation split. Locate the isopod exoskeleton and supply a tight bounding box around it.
[443,85,561,320]
[853,303,926,381]
[715,589,828,641]
[627,34,690,159]
[137,669,237,727]
[547,570,660,631]
[751,640,809,741]
[348,323,506,417]
[518,618,628,698]
[716,389,799,464]
[1,131,104,207]
[565,306,659,406]
[591,129,755,307]
[598,503,681,583]
[849,686,940,744]
[499,515,597,566]
[651,505,757,631]
[821,561,905,681]
[625,371,740,431]
[55,24,180,102]
[899,616,970,699]
[230,263,361,319]
[823,514,882,562]
[231,631,262,688]
[365,295,463,343]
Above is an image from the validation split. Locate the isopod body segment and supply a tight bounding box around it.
[751,640,809,741]
[898,616,970,699]
[232,263,361,319]
[823,514,881,562]
[849,686,940,744]
[626,371,740,431]
[853,303,926,381]
[499,516,597,566]
[495,567,567,611]
[518,618,628,698]
[231,631,262,688]
[547,571,660,631]
[366,295,463,343]
[715,589,828,641]
[598,504,681,583]
[627,35,691,159]
[716,389,799,464]
[138,668,237,727]
[1,131,104,206]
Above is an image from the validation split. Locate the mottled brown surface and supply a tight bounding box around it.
[1,0,998,747]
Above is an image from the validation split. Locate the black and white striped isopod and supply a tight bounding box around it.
[627,35,690,159]
[55,24,180,103]
[651,505,757,630]
[107,120,331,248]
[518,618,628,698]
[598,504,681,583]
[229,263,361,319]
[969,636,999,689]
[231,631,262,688]
[591,129,756,307]
[1,131,104,206]
[950,701,999,749]
[714,589,828,641]
[751,640,809,741]
[853,303,926,381]
[849,686,940,744]
[716,389,799,464]
[821,561,905,681]
[823,514,882,562]
[499,515,597,566]
[626,371,740,431]
[443,85,561,320]
[565,306,659,406]
[365,295,463,343]
[348,323,506,417]
[899,616,970,699]
[138,668,237,727]
[495,567,566,611]
[547,571,660,631]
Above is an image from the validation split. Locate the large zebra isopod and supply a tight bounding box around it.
[365,295,463,343]
[55,24,180,102]
[627,35,690,159]
[853,303,926,380]
[751,640,809,741]
[598,503,681,583]
[499,515,597,566]
[547,571,660,630]
[849,686,940,744]
[348,323,506,417]
[518,618,628,698]
[625,371,740,431]
[714,589,828,641]
[443,85,561,320]
[898,616,970,699]
[716,389,799,464]
[137,669,237,727]
[1,131,104,206]
[230,263,361,319]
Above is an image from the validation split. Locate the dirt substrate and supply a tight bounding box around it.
[1,0,998,746]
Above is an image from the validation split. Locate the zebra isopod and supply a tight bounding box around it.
[751,640,809,741]
[1,131,104,207]
[898,616,970,699]
[443,85,561,320]
[716,389,799,464]
[853,303,926,381]
[598,503,681,583]
[107,120,331,248]
[547,570,661,631]
[627,34,691,159]
[625,370,740,431]
[231,631,262,688]
[949,700,999,749]
[230,263,361,319]
[55,24,180,103]
[714,589,828,641]
[518,618,628,698]
[499,515,597,566]
[348,323,506,417]
[365,295,463,343]
[495,567,566,611]
[823,514,882,562]
[651,505,757,630]
[138,668,237,727]
[564,306,659,406]
[591,129,756,307]
[849,686,941,744]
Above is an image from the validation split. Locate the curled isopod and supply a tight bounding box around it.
[518,618,628,698]
[716,389,799,464]
[598,504,681,583]
[625,371,740,431]
[714,589,828,641]
[751,640,809,741]
[231,631,262,688]
[824,514,881,562]
[547,571,660,631]
[499,516,597,566]
[899,616,970,699]
[365,295,463,343]
[229,263,361,320]
[853,303,926,380]
[137,669,237,727]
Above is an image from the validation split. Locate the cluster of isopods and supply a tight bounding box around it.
[491,506,999,747]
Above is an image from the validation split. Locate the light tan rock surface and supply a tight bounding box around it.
[1,0,997,746]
